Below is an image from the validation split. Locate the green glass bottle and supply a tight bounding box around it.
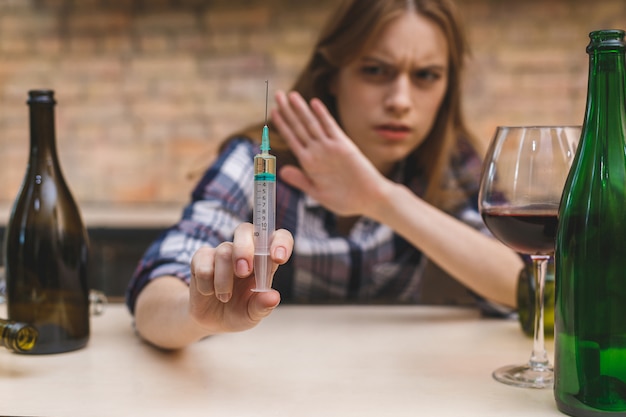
[0,318,38,353]
[555,30,626,415]
[4,90,90,354]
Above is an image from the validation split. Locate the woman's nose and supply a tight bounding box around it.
[383,75,412,116]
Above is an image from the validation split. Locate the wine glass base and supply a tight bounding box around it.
[492,363,554,389]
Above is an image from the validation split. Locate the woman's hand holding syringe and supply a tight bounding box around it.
[188,223,293,333]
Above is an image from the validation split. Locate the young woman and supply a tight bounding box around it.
[127,0,523,349]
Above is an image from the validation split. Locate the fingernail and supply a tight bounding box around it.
[236,259,249,276]
[274,247,286,262]
[217,293,231,303]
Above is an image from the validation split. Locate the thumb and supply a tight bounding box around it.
[279,165,314,194]
[248,290,281,323]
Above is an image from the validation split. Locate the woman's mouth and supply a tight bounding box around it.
[374,124,412,141]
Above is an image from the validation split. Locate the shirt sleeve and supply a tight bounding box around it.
[447,137,488,232]
[448,137,518,317]
[125,138,258,313]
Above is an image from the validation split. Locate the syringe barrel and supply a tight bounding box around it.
[253,153,276,254]
[253,180,276,251]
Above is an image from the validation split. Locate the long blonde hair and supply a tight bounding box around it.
[235,0,477,209]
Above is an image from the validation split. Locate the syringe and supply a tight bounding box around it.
[252,81,276,292]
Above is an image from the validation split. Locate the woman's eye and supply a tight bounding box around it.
[361,65,392,80]
[414,69,442,84]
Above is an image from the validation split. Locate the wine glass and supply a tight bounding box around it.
[479,125,580,389]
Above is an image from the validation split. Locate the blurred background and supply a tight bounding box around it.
[0,0,624,298]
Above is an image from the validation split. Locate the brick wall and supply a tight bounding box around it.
[0,0,624,208]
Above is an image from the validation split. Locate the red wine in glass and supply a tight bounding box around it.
[481,205,558,256]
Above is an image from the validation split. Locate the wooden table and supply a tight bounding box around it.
[0,304,563,417]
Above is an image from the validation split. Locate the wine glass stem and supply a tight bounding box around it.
[529,254,550,369]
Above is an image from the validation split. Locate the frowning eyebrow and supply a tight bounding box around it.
[359,55,447,72]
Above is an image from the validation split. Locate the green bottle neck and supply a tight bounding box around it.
[583,33,626,139]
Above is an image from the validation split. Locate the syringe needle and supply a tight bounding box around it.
[264,79,268,125]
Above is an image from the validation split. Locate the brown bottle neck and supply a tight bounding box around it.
[28,102,61,167]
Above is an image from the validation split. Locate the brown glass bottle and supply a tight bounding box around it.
[4,90,90,354]
[0,318,38,353]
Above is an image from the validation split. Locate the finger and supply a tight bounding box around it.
[213,242,235,303]
[232,223,254,278]
[272,107,304,154]
[271,228,294,265]
[276,91,321,147]
[287,91,328,141]
[190,246,215,296]
[274,91,309,149]
[248,290,281,322]
[278,165,314,194]
[310,98,342,139]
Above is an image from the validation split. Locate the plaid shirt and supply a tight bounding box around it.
[126,137,489,313]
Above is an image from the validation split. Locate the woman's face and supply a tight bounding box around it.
[331,12,449,176]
